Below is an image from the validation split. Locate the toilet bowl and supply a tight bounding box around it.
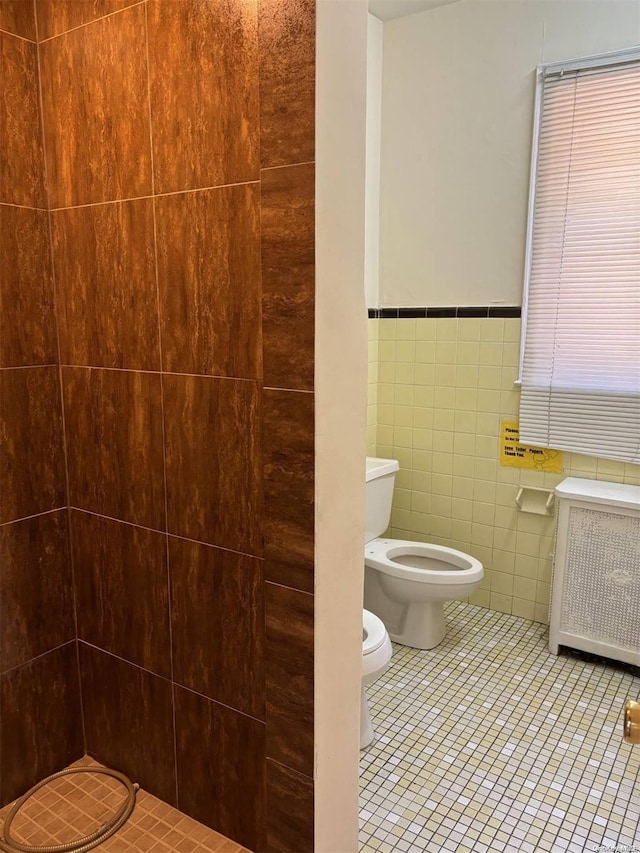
[361,609,392,749]
[364,457,484,650]
[365,538,483,649]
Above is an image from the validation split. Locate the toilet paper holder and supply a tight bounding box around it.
[515,486,555,516]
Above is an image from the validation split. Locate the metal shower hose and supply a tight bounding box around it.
[0,767,139,853]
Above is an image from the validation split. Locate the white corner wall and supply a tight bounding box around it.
[379,0,640,307]
[315,1,369,851]
[365,12,384,309]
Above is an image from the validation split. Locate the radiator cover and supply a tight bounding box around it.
[549,478,640,666]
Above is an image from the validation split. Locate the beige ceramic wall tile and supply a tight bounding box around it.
[369,315,640,623]
[367,321,378,455]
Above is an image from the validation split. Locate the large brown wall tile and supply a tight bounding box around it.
[0,1,36,40]
[80,644,176,805]
[261,163,314,391]
[170,537,264,720]
[72,511,170,677]
[0,643,83,806]
[39,5,152,207]
[258,0,315,169]
[175,686,265,850]
[147,0,259,194]
[52,199,160,370]
[266,759,314,853]
[2,0,318,835]
[0,366,66,523]
[0,33,45,207]
[264,390,314,594]
[164,374,262,555]
[155,184,262,379]
[36,0,141,41]
[0,205,57,368]
[265,582,313,777]
[62,367,165,529]
[0,511,74,672]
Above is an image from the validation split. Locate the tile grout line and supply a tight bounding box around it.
[0,25,36,43]
[76,639,267,729]
[260,159,315,173]
[32,0,87,754]
[142,2,179,812]
[0,363,59,370]
[56,364,264,382]
[48,178,261,213]
[1,638,76,678]
[0,201,48,211]
[66,506,265,562]
[36,0,147,45]
[0,505,64,527]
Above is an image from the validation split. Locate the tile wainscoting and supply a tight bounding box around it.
[367,313,640,623]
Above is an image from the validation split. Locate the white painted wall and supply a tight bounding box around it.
[378,0,640,307]
[365,13,384,308]
[315,1,368,851]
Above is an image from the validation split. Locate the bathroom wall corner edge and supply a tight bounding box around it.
[314,3,369,853]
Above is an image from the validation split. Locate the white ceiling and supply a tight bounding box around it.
[369,0,461,22]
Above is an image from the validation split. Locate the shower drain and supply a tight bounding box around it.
[0,767,139,853]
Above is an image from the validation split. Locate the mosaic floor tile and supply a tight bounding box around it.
[359,602,640,853]
[0,756,249,852]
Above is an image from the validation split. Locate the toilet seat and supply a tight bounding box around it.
[365,538,483,585]
[360,609,392,750]
[362,609,392,682]
[363,608,387,654]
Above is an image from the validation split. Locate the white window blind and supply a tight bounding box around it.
[519,50,640,465]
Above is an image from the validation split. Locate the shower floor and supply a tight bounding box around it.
[0,756,249,852]
[359,601,640,853]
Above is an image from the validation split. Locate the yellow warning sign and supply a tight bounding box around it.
[500,420,563,473]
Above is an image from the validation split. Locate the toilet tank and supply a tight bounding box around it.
[365,457,399,543]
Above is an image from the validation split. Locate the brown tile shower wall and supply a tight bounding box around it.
[30,1,316,850]
[0,5,82,807]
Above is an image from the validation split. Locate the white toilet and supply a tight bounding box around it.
[364,456,484,650]
[361,608,392,749]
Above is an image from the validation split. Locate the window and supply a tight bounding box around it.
[519,48,640,465]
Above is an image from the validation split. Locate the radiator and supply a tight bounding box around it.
[549,477,640,667]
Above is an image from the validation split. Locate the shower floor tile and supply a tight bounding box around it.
[0,756,250,852]
[359,601,640,853]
